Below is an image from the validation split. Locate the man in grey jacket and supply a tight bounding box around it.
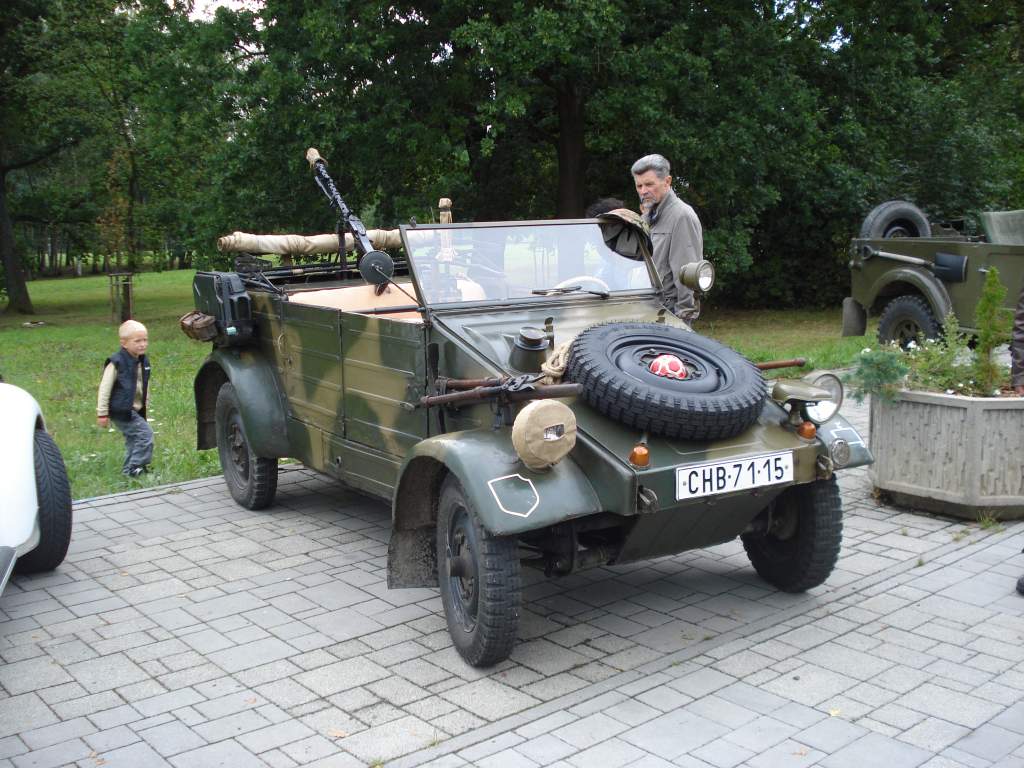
[632,154,703,322]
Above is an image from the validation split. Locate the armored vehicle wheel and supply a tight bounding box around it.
[877,295,941,347]
[860,200,931,239]
[565,322,765,440]
[16,429,72,574]
[215,383,278,510]
[437,475,520,667]
[741,476,842,592]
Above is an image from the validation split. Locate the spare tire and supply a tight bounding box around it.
[565,322,766,440]
[860,200,931,239]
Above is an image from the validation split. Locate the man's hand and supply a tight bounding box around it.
[97,416,109,428]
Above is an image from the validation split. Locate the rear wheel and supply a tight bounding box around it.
[437,475,520,667]
[215,383,278,509]
[741,477,842,592]
[16,429,73,574]
[877,295,941,347]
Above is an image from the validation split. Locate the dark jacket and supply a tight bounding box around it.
[104,348,150,421]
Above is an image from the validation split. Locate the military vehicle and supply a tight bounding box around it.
[183,148,872,666]
[843,200,1024,346]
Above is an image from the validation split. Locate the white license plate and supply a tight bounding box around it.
[676,451,793,501]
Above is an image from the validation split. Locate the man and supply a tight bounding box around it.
[1013,277,1024,397]
[631,154,703,322]
[1012,279,1024,596]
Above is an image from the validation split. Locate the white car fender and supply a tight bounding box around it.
[0,382,42,550]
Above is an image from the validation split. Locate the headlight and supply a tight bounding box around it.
[679,260,715,293]
[801,372,843,425]
[511,400,577,470]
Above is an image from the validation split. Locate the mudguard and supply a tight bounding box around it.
[194,348,290,458]
[867,266,953,320]
[0,383,43,551]
[816,412,873,470]
[394,429,602,537]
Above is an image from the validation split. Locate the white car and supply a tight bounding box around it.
[0,382,72,593]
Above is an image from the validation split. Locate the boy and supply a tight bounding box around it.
[96,320,153,478]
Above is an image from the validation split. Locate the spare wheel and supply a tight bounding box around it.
[564,322,766,440]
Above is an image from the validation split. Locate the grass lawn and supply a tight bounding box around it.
[1,271,873,500]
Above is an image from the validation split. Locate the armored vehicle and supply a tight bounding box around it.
[185,149,872,666]
[843,200,1024,346]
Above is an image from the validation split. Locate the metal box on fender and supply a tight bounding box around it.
[192,271,255,346]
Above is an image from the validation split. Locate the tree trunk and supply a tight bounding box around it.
[556,84,586,219]
[0,171,35,314]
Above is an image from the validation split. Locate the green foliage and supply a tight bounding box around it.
[973,267,1012,393]
[845,346,909,403]
[2,0,1024,310]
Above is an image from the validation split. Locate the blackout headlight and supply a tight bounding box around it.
[511,400,577,470]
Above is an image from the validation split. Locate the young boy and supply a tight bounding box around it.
[96,320,153,478]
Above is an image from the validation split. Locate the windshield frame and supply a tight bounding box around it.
[398,219,659,315]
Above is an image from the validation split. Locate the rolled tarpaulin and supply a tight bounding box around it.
[216,229,403,254]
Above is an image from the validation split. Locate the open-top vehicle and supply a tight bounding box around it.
[843,200,1024,346]
[184,149,872,666]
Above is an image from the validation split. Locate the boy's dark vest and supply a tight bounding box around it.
[103,349,150,421]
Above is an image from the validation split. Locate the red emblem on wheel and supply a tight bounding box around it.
[649,353,688,379]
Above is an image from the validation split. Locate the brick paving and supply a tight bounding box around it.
[1,397,1022,767]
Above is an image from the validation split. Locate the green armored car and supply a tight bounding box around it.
[185,149,872,666]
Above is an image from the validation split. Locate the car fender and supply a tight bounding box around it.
[194,349,290,457]
[867,267,953,320]
[0,383,43,550]
[395,429,602,536]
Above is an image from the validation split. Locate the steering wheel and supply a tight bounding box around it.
[553,275,611,293]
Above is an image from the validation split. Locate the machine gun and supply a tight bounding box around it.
[305,147,394,289]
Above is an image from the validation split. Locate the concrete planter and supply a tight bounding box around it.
[869,390,1024,519]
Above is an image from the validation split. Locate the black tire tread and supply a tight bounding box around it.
[860,200,931,239]
[877,295,941,346]
[215,383,278,510]
[16,429,73,574]
[438,476,521,667]
[741,476,842,593]
[565,322,765,440]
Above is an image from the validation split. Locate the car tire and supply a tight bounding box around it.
[877,295,941,347]
[437,475,520,667]
[860,200,931,239]
[15,429,73,574]
[741,476,842,592]
[215,382,278,510]
[565,322,766,440]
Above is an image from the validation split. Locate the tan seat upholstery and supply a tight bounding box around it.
[288,283,423,322]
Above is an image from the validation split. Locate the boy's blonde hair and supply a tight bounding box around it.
[118,320,148,340]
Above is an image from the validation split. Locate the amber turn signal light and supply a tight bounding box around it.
[629,444,650,467]
[797,421,817,439]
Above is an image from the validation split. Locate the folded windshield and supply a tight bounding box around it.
[403,222,654,306]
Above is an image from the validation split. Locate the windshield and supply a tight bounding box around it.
[403,222,654,306]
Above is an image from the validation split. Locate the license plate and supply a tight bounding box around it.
[676,451,793,501]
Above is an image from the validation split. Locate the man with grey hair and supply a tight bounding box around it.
[631,154,703,322]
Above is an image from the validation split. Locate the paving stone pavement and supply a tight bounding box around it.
[2,396,1023,768]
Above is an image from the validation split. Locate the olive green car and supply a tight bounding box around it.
[187,189,871,668]
[842,201,1024,345]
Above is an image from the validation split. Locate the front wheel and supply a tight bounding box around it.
[741,477,842,592]
[215,383,278,509]
[437,475,521,667]
[877,295,941,348]
[15,429,73,574]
